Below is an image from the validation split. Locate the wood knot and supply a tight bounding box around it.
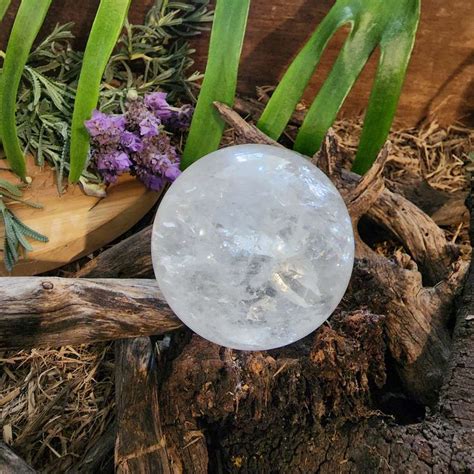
[41,281,54,290]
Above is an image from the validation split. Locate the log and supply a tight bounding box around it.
[213,102,469,403]
[0,442,36,474]
[75,226,154,279]
[157,216,473,472]
[115,337,172,473]
[0,278,181,350]
[69,423,116,474]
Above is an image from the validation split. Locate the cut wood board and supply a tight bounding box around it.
[0,158,159,276]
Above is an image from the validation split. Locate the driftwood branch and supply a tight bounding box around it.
[213,102,468,404]
[0,277,180,350]
[115,337,172,473]
[213,101,281,146]
[0,442,36,473]
[76,226,154,279]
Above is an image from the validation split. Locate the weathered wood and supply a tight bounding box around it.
[76,226,154,279]
[213,101,280,146]
[115,337,172,473]
[69,423,116,474]
[367,187,459,285]
[0,442,36,474]
[0,277,181,350]
[214,105,468,404]
[156,214,473,473]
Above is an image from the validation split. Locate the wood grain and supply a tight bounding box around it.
[0,277,181,350]
[0,442,36,474]
[115,338,172,473]
[215,105,469,404]
[0,157,159,276]
[76,225,154,279]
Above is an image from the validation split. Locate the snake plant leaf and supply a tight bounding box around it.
[181,0,250,169]
[0,0,52,180]
[0,0,10,21]
[352,2,420,174]
[69,0,132,183]
[256,5,352,139]
[257,0,420,174]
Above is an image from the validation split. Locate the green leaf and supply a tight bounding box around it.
[352,1,420,174]
[69,0,132,183]
[257,0,420,174]
[257,5,352,140]
[0,0,53,180]
[11,214,49,242]
[0,178,23,197]
[181,0,250,169]
[0,0,10,22]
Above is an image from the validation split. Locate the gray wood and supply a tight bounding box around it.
[0,277,181,350]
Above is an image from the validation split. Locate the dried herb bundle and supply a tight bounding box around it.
[0,0,212,270]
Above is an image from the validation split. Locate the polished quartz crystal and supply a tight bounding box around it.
[152,144,354,350]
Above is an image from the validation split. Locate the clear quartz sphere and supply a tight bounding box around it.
[152,144,354,350]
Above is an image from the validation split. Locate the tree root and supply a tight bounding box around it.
[214,102,469,405]
[63,102,471,471]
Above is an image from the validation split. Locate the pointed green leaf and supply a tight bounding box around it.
[352,0,420,174]
[0,0,53,180]
[69,0,132,183]
[257,3,352,140]
[181,0,250,169]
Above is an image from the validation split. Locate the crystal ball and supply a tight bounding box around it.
[152,144,354,350]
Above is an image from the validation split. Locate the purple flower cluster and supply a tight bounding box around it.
[85,92,193,190]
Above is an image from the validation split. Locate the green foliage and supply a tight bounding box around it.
[0,0,211,270]
[3,1,211,191]
[181,0,250,169]
[69,0,132,183]
[100,0,213,113]
[0,0,52,180]
[257,0,420,174]
[0,180,48,272]
[0,0,10,23]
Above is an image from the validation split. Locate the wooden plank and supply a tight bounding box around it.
[0,157,159,276]
[115,338,171,473]
[0,277,181,350]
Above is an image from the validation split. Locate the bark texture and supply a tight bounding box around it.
[115,337,172,473]
[0,277,181,350]
[0,442,36,473]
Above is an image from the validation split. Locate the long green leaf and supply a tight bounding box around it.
[0,0,52,180]
[181,0,250,169]
[294,0,419,164]
[293,26,378,156]
[69,0,132,183]
[257,0,419,173]
[257,6,352,140]
[0,0,10,22]
[352,1,420,174]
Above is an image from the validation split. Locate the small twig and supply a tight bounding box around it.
[213,102,281,147]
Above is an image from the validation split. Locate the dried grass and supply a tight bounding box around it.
[0,114,472,472]
[0,344,114,472]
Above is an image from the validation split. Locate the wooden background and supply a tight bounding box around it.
[1,0,472,127]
